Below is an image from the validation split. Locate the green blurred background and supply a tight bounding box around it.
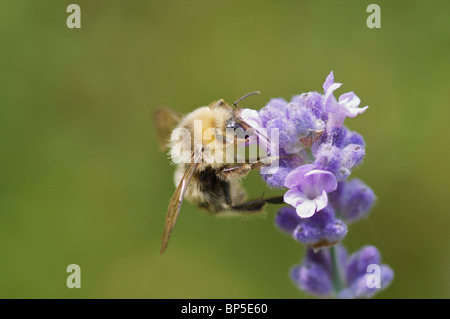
[0,0,449,298]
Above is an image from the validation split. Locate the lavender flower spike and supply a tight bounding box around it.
[275,206,348,250]
[290,245,347,298]
[339,246,394,299]
[291,262,334,297]
[249,71,393,298]
[284,164,338,218]
[323,71,368,128]
[291,245,394,298]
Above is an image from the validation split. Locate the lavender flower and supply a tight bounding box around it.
[329,179,376,223]
[313,142,366,182]
[291,259,334,297]
[340,144,365,172]
[242,93,325,158]
[290,245,347,297]
[291,92,323,119]
[241,71,392,299]
[262,156,304,188]
[283,164,337,218]
[313,143,342,177]
[276,206,347,250]
[323,71,368,129]
[343,129,365,147]
[291,245,394,298]
[339,246,394,298]
[258,98,288,127]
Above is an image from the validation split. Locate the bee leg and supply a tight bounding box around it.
[218,156,282,180]
[221,181,233,206]
[231,199,266,211]
[263,196,285,204]
[230,195,284,212]
[218,163,252,179]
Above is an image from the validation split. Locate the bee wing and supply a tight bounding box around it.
[160,156,200,254]
[153,108,183,151]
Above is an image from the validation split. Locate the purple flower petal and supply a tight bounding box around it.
[323,71,335,92]
[295,200,317,218]
[344,105,369,118]
[304,169,338,194]
[323,82,342,112]
[284,188,307,208]
[314,190,329,212]
[239,108,262,130]
[322,73,369,128]
[283,166,337,218]
[338,92,361,109]
[283,164,315,188]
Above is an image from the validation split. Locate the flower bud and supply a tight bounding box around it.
[338,246,394,299]
[292,206,347,250]
[286,102,315,138]
[261,156,303,188]
[291,92,324,119]
[275,206,302,234]
[331,179,376,223]
[258,98,288,126]
[340,144,365,171]
[343,130,365,147]
[313,143,341,176]
[290,263,334,297]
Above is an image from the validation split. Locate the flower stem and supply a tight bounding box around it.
[329,245,345,295]
[300,149,314,164]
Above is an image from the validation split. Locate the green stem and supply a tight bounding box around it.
[329,245,345,295]
[299,149,314,164]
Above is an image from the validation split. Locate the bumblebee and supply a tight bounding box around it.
[154,93,282,254]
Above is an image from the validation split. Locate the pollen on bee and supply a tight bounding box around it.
[202,127,216,144]
[193,118,216,144]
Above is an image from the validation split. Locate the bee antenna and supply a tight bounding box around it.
[233,91,261,108]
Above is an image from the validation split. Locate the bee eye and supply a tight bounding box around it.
[226,118,249,140]
[226,119,240,130]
